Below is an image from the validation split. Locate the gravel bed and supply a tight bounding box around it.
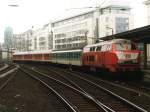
[0,70,66,112]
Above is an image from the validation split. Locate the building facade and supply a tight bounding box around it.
[52,11,94,50]
[144,0,150,24]
[13,30,32,52]
[52,5,133,51]
[13,23,53,52]
[99,5,133,37]
[4,26,13,49]
[13,3,133,52]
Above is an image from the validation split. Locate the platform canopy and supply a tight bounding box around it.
[100,25,150,43]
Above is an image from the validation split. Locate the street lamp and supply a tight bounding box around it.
[8,4,19,7]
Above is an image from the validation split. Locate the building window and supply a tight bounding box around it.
[116,17,129,33]
[106,32,109,36]
[105,17,109,22]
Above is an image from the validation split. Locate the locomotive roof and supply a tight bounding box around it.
[52,49,82,53]
[13,50,52,55]
[84,39,131,48]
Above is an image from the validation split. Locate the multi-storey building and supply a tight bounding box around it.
[144,0,150,24]
[31,23,52,51]
[99,5,133,37]
[52,11,94,50]
[13,2,133,52]
[4,26,13,49]
[52,4,133,51]
[13,23,53,52]
[13,30,32,52]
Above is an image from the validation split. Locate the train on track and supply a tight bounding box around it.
[13,39,142,73]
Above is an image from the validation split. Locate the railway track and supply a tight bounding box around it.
[67,70,150,111]
[20,65,111,112]
[50,66,150,111]
[0,64,15,74]
[112,80,150,97]
[0,64,18,91]
[25,64,147,112]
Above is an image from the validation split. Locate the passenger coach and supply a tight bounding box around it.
[51,49,82,66]
[13,50,52,62]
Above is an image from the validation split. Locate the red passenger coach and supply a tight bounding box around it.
[82,39,141,72]
[13,50,52,62]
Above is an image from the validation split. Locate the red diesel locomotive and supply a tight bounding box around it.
[82,39,141,72]
[13,39,142,73]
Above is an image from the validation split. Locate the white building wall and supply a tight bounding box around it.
[13,4,133,52]
[52,5,133,51]
[148,5,150,24]
[99,12,133,38]
[52,12,95,50]
[145,0,150,24]
[30,24,51,51]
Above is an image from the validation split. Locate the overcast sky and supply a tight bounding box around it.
[0,0,148,42]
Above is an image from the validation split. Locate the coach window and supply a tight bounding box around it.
[78,52,80,59]
[75,52,78,60]
[73,53,75,60]
[70,52,73,59]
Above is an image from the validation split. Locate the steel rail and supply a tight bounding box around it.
[33,67,115,112]
[21,65,113,112]
[74,70,150,98]
[20,68,77,112]
[60,69,148,112]
[0,70,18,91]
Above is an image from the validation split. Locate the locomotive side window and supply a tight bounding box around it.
[96,46,102,51]
[101,45,108,51]
[90,47,95,51]
[106,44,112,51]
